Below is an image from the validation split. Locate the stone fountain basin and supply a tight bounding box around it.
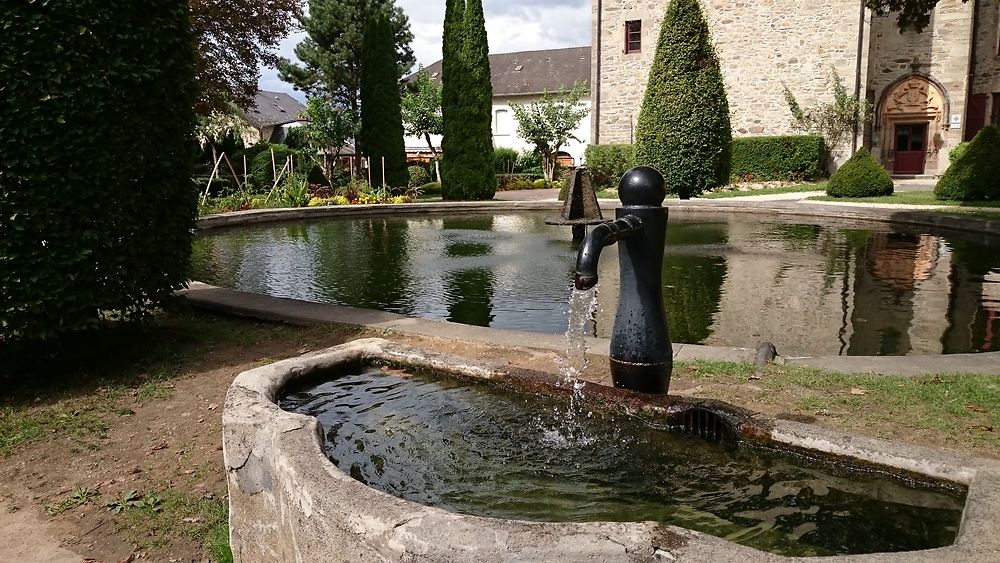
[223,338,1000,562]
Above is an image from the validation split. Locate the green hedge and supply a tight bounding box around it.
[584,144,636,190]
[935,125,1000,201]
[1,0,196,343]
[826,148,893,198]
[730,135,825,182]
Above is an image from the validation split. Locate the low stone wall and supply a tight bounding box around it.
[223,339,1000,563]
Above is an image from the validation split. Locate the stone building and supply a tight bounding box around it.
[591,0,1000,175]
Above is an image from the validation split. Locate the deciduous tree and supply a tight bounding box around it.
[278,0,414,114]
[510,83,590,182]
[865,0,969,32]
[189,0,300,114]
[401,69,443,180]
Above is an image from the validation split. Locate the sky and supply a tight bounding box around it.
[258,0,592,101]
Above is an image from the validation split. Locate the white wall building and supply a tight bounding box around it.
[404,46,592,167]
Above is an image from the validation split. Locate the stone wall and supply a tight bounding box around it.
[592,0,866,146]
[867,0,974,174]
[972,0,1000,95]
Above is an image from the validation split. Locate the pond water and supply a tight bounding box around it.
[279,365,966,557]
[191,211,1000,356]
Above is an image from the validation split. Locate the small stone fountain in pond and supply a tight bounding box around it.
[545,166,607,241]
[574,166,671,394]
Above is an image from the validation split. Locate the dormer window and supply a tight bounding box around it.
[625,20,641,54]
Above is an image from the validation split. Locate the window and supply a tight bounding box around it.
[494,109,510,136]
[625,20,641,54]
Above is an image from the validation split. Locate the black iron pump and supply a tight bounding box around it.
[574,166,671,394]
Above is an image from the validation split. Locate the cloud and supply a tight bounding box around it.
[258,0,591,99]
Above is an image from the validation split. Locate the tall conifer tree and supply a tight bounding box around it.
[634,0,731,199]
[440,0,466,197]
[440,0,496,200]
[360,12,408,188]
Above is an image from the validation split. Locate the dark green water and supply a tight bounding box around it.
[280,366,966,557]
[191,211,1000,356]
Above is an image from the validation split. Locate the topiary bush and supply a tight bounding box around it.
[935,125,1000,201]
[584,144,636,189]
[408,165,432,188]
[634,0,731,199]
[730,135,825,182]
[948,141,970,164]
[826,147,894,198]
[1,0,196,344]
[417,181,441,196]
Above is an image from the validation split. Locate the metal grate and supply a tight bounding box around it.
[681,408,734,444]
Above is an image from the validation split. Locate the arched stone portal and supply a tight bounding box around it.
[877,75,948,176]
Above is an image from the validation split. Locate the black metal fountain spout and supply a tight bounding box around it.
[574,166,671,394]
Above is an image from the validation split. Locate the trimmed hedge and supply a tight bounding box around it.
[935,125,1000,201]
[826,148,893,198]
[1,0,197,343]
[730,135,825,182]
[949,141,969,164]
[250,145,300,190]
[585,144,636,190]
[494,147,519,173]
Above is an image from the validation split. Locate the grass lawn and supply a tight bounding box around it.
[809,190,1000,208]
[2,309,997,561]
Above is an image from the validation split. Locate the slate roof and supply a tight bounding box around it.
[407,46,590,96]
[244,90,307,128]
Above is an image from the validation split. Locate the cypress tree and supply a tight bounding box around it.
[634,0,731,199]
[359,12,408,189]
[440,0,466,198]
[440,0,496,200]
[460,0,496,199]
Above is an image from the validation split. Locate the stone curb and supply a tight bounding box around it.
[223,338,1000,562]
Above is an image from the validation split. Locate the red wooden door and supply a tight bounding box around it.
[893,123,926,175]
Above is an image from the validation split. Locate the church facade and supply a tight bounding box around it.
[590,0,1000,175]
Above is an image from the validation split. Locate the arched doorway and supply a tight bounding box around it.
[877,76,947,175]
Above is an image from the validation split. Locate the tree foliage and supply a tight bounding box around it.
[440,0,496,200]
[783,68,872,162]
[189,0,300,115]
[1,0,197,343]
[865,0,969,32]
[304,97,358,157]
[634,0,731,199]
[278,0,414,113]
[359,12,408,189]
[401,68,444,156]
[510,83,590,182]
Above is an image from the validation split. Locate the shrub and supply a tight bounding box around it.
[949,141,970,164]
[1,0,196,343]
[250,144,300,191]
[283,126,309,150]
[359,13,408,189]
[935,125,1000,201]
[515,149,543,176]
[826,147,893,198]
[408,165,432,188]
[585,144,636,189]
[730,135,825,182]
[241,142,273,167]
[418,181,442,196]
[193,176,235,197]
[634,0,731,198]
[494,147,519,173]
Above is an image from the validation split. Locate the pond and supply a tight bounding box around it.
[190,211,1000,356]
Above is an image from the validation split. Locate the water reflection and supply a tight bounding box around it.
[190,211,1000,356]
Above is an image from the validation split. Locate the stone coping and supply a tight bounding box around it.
[178,282,1000,376]
[196,197,1000,239]
[223,338,1000,562]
